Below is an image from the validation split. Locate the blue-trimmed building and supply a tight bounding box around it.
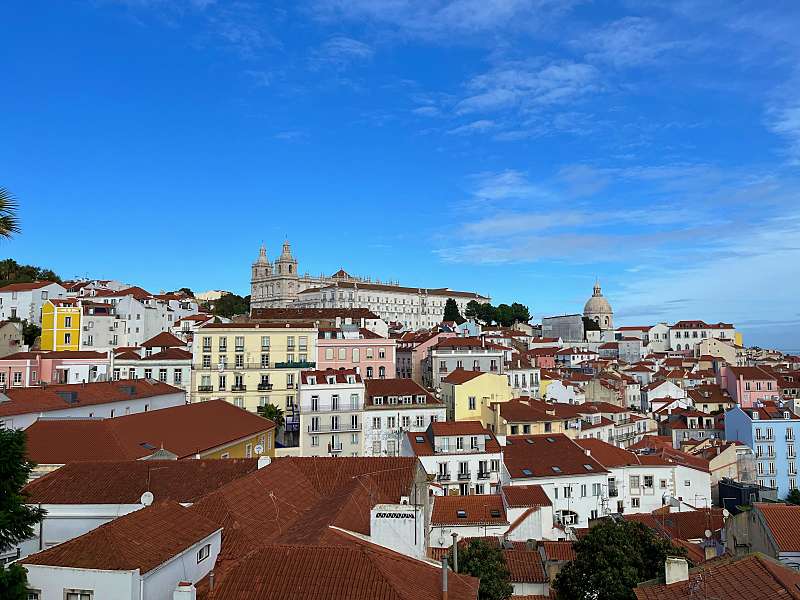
[725,401,800,499]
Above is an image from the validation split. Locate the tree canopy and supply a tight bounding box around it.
[443,298,465,324]
[257,403,285,429]
[0,259,61,286]
[450,539,513,600]
[0,187,21,240]
[0,428,45,599]
[464,300,530,327]
[211,293,250,318]
[786,489,800,505]
[554,519,687,600]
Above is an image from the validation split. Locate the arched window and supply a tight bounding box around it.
[676,344,681,351]
[289,264,293,273]
[604,316,609,326]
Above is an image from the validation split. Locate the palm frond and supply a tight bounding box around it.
[0,187,21,238]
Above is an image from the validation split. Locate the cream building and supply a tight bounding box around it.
[190,322,316,427]
[250,241,489,329]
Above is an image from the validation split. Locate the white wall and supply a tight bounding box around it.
[142,530,222,600]
[364,406,445,456]
[370,503,427,559]
[6,390,185,430]
[25,565,138,600]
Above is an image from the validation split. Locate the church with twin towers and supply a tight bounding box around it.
[250,240,490,330]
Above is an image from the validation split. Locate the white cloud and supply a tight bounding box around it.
[470,169,548,201]
[447,119,497,135]
[576,16,688,67]
[766,101,800,165]
[456,60,601,115]
[412,106,441,117]
[311,36,374,69]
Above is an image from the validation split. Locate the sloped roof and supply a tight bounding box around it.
[443,368,489,384]
[635,554,800,600]
[756,503,800,552]
[141,331,186,348]
[24,400,274,463]
[431,494,508,526]
[22,459,258,504]
[206,529,479,600]
[504,434,608,478]
[0,379,182,418]
[23,500,220,574]
[0,280,59,292]
[540,540,576,562]
[502,485,552,508]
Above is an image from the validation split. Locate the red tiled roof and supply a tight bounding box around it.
[671,320,734,330]
[634,554,800,600]
[22,459,258,504]
[364,378,441,408]
[24,400,274,463]
[141,347,192,361]
[189,456,420,568]
[504,548,548,584]
[406,422,501,456]
[431,494,508,526]
[443,368,488,384]
[504,434,608,478]
[502,485,552,508]
[434,337,504,351]
[141,331,186,348]
[431,420,490,436]
[206,529,479,600]
[23,500,220,574]
[0,379,182,418]
[0,280,59,292]
[755,503,800,552]
[624,508,723,539]
[540,540,576,562]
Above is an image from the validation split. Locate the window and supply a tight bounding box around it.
[65,592,92,600]
[246,443,253,458]
[630,475,640,488]
[592,483,601,496]
[372,417,381,429]
[456,436,464,450]
[64,332,71,344]
[144,368,152,379]
[644,475,654,489]
[64,316,72,327]
[468,396,476,410]
[581,484,587,497]
[311,435,319,447]
[173,370,182,385]
[159,368,167,382]
[416,415,424,428]
[631,497,640,508]
[197,543,211,563]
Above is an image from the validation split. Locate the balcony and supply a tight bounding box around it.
[608,488,619,497]
[329,444,343,453]
[232,385,247,392]
[202,346,211,352]
[274,361,316,369]
[307,423,360,433]
[235,346,244,352]
[218,348,227,353]
[197,385,213,392]
[457,471,472,481]
[258,383,273,391]
[437,472,451,482]
[477,471,490,480]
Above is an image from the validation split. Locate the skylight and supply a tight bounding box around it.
[457,510,467,519]
[551,466,562,473]
[490,509,501,518]
[525,439,534,444]
[583,464,594,471]
[546,437,555,443]
[415,436,424,443]
[522,468,533,476]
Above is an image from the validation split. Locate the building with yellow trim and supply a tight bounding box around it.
[488,397,582,438]
[439,369,513,425]
[40,299,81,351]
[190,321,317,431]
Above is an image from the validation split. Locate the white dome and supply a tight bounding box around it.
[583,280,613,317]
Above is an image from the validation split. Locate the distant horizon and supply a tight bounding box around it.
[2,1,798,350]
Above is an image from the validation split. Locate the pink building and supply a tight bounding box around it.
[316,327,396,380]
[395,330,456,383]
[525,347,556,369]
[724,366,779,408]
[0,350,110,388]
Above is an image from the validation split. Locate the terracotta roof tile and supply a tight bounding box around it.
[23,500,220,574]
[540,540,576,562]
[432,494,507,526]
[443,368,489,384]
[141,331,187,348]
[24,400,274,463]
[364,378,442,408]
[504,434,608,478]
[22,459,259,504]
[0,280,59,292]
[502,485,552,508]
[755,503,800,552]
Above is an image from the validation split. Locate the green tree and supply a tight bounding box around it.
[0,259,61,286]
[0,429,45,599]
[450,539,513,600]
[786,489,800,505]
[554,519,686,600]
[476,303,496,325]
[464,300,481,320]
[257,403,285,429]
[510,302,530,324]
[443,298,465,324]
[0,188,21,239]
[495,303,513,327]
[212,293,250,318]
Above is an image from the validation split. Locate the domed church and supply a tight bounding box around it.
[583,279,614,331]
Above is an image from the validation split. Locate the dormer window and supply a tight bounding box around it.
[327,376,335,384]
[308,377,316,385]
[389,396,398,405]
[373,396,383,405]
[416,395,426,404]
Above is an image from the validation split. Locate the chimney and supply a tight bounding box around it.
[584,448,591,457]
[704,544,717,561]
[664,557,689,585]
[451,532,459,572]
[173,582,196,600]
[209,571,215,591]
[258,456,272,469]
[441,555,449,600]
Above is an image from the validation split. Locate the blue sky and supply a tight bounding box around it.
[2,1,800,349]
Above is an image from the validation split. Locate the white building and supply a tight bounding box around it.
[546,380,586,405]
[669,320,737,353]
[363,378,446,457]
[111,333,192,401]
[0,281,67,325]
[0,379,185,430]
[250,241,489,330]
[425,337,505,390]
[402,420,503,496]
[21,500,222,600]
[298,368,364,457]
[506,355,540,398]
[641,380,686,412]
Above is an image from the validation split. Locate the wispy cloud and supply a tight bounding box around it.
[574,16,692,68]
[447,119,496,135]
[274,130,308,141]
[310,36,374,70]
[470,169,549,202]
[766,99,800,165]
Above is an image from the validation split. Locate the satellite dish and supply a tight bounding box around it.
[254,444,264,455]
[140,491,154,506]
[704,529,712,539]
[722,509,730,518]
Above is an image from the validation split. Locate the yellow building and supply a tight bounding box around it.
[40,299,81,351]
[489,397,581,438]
[191,321,317,418]
[201,427,275,459]
[440,369,514,425]
[539,370,557,400]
